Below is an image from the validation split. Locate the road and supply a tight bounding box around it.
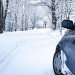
[0,29,62,75]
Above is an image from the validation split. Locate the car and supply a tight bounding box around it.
[53,20,75,75]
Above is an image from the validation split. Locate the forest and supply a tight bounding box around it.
[0,0,75,33]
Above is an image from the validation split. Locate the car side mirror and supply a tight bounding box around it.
[62,20,73,29]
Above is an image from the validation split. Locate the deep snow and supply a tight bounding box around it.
[0,29,65,75]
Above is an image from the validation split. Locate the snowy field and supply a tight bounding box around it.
[0,29,65,75]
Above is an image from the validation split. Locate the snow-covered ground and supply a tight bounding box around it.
[0,29,65,75]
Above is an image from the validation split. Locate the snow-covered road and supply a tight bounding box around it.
[0,29,64,75]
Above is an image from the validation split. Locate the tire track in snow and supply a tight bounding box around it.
[0,39,25,73]
[0,31,33,64]
[0,30,34,64]
[0,40,22,64]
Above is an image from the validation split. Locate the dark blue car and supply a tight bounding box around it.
[53,20,75,75]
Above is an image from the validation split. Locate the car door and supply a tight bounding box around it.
[63,30,75,75]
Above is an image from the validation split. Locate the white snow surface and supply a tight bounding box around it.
[0,29,65,75]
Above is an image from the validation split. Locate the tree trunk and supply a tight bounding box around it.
[3,0,9,31]
[52,0,56,29]
[0,0,3,33]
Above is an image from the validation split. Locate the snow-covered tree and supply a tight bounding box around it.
[30,0,57,29]
[30,7,44,29]
[5,0,30,31]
